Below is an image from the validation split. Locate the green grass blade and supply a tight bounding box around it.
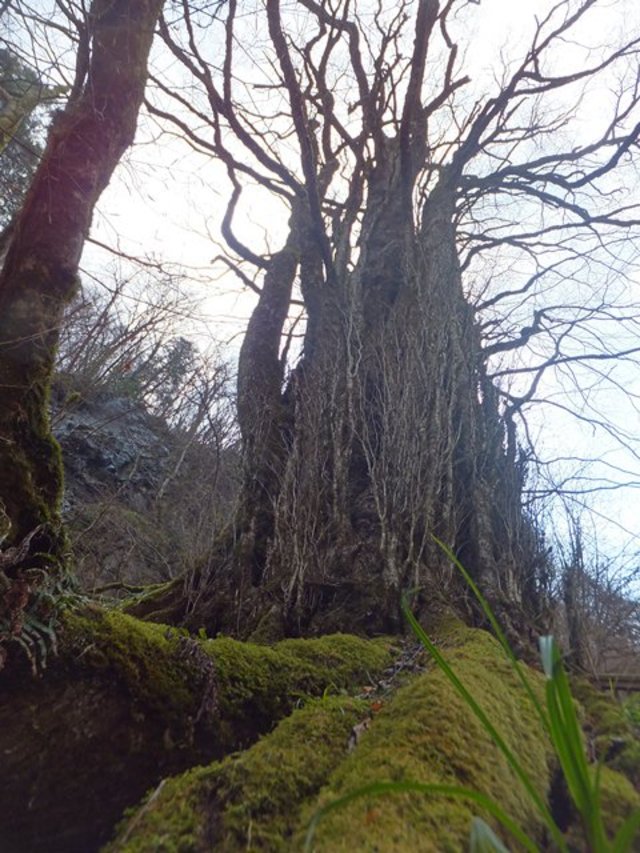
[543,639,607,848]
[612,804,640,852]
[304,781,538,853]
[402,599,567,851]
[550,648,590,781]
[432,536,549,733]
[545,661,602,846]
[546,679,587,811]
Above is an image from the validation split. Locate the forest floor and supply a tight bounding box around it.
[1,606,639,852]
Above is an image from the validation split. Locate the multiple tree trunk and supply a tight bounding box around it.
[219,161,545,638]
[7,0,638,644]
[135,0,567,638]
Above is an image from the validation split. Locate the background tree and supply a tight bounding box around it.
[135,0,640,639]
[0,48,50,227]
[556,511,640,675]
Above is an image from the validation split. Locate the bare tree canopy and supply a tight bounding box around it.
[2,7,640,852]
[121,0,640,637]
[1,0,639,642]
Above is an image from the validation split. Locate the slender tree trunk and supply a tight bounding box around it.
[0,0,164,659]
[235,229,300,587]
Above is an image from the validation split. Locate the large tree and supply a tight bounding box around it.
[135,0,640,639]
[0,0,164,666]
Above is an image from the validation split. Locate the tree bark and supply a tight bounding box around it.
[129,1,556,642]
[0,0,164,660]
[180,160,546,640]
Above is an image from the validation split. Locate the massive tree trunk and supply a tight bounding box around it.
[251,183,535,634]
[180,159,545,641]
[0,0,164,665]
[142,0,550,641]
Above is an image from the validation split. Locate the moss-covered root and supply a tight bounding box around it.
[300,626,554,852]
[300,628,640,852]
[108,624,556,853]
[96,623,640,852]
[0,608,394,853]
[63,609,394,750]
[107,696,369,852]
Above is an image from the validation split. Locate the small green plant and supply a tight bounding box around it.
[623,695,640,729]
[304,538,640,851]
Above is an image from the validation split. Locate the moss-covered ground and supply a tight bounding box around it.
[297,624,553,852]
[64,608,394,751]
[3,607,639,852]
[108,696,369,852]
[111,621,640,853]
[572,678,640,788]
[110,623,545,851]
[0,607,394,853]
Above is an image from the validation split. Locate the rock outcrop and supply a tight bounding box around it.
[50,383,237,590]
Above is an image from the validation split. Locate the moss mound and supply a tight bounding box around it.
[110,624,555,852]
[300,625,553,851]
[572,678,640,788]
[0,607,394,853]
[6,610,639,852]
[108,696,369,852]
[65,609,394,750]
[207,632,394,748]
[597,766,640,835]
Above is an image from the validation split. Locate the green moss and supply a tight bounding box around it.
[609,740,640,787]
[597,766,640,837]
[297,626,553,852]
[0,609,394,852]
[107,624,545,849]
[101,623,556,851]
[623,694,640,728]
[571,678,640,786]
[92,622,640,852]
[199,632,394,747]
[63,608,395,749]
[572,679,634,741]
[108,696,369,852]
[63,609,201,726]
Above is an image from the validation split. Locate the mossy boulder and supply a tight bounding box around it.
[0,607,394,853]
